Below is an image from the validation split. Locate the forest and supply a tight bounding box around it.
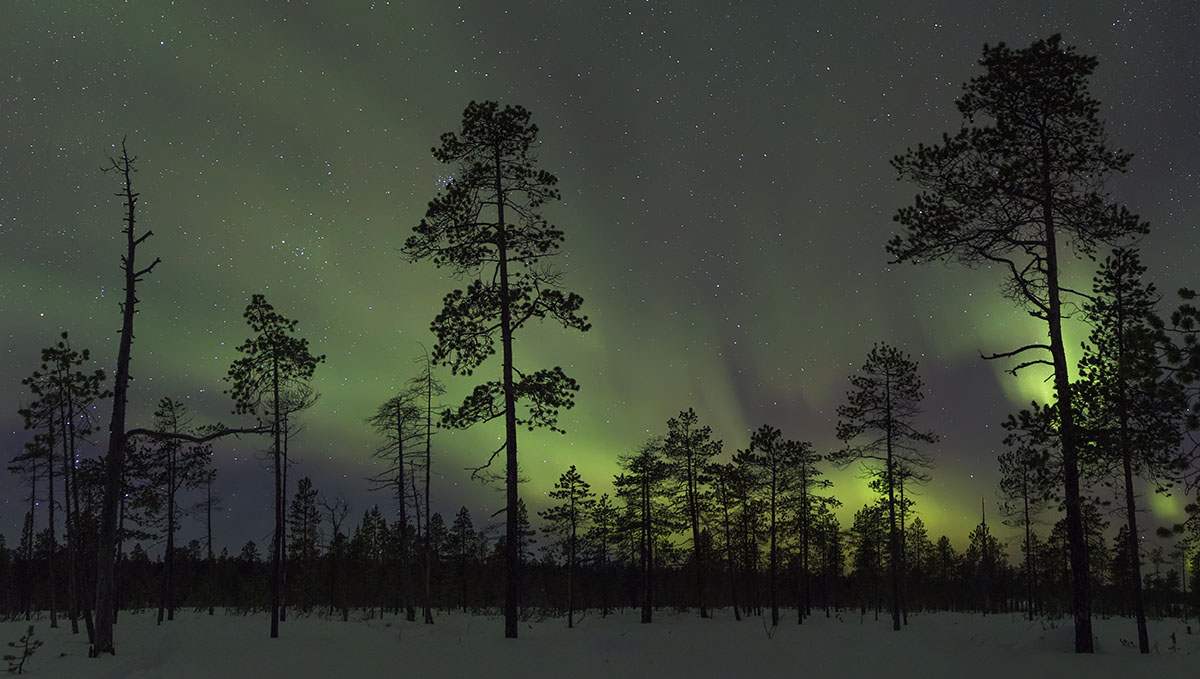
[3,35,1200,667]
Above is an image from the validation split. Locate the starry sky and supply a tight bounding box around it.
[2,1,1197,554]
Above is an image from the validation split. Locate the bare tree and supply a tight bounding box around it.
[92,139,160,656]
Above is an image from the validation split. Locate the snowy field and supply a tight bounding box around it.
[3,609,1196,678]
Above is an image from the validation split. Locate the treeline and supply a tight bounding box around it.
[2,465,1196,627]
[1,329,1198,637]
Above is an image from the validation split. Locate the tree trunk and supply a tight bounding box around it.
[1037,128,1092,653]
[207,476,215,616]
[567,498,575,629]
[769,466,778,627]
[423,365,434,625]
[899,476,908,626]
[270,352,282,638]
[1023,475,1035,621]
[59,401,79,634]
[67,390,94,641]
[641,474,652,624]
[25,458,37,622]
[280,418,288,624]
[93,140,158,656]
[161,431,178,624]
[495,139,521,640]
[885,391,901,632]
[798,482,808,625]
[687,453,707,618]
[410,463,425,617]
[1121,436,1149,652]
[600,530,610,617]
[719,478,740,621]
[396,404,413,622]
[48,418,58,629]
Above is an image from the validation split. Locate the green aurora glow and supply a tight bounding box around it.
[2,1,1196,549]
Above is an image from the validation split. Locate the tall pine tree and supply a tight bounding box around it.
[1076,248,1185,652]
[403,101,589,639]
[890,36,1148,652]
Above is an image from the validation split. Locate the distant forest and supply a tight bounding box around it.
[4,34,1200,660]
[3,433,1196,627]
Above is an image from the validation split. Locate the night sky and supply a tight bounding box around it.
[2,1,1197,553]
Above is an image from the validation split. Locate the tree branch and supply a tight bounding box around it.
[134,258,162,279]
[981,343,1052,361]
[467,441,507,480]
[125,425,269,444]
[1005,359,1055,376]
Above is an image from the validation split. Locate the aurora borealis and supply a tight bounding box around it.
[2,1,1197,551]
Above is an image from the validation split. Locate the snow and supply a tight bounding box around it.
[3,609,1196,678]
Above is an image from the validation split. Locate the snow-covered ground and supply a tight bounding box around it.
[3,608,1196,678]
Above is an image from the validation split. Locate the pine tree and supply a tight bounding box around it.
[138,398,213,625]
[833,343,936,631]
[408,350,445,625]
[740,425,807,627]
[850,504,886,618]
[614,437,669,623]
[1077,248,1186,652]
[997,409,1056,621]
[287,477,322,613]
[812,504,844,617]
[931,536,958,610]
[585,494,618,617]
[964,502,1001,614]
[403,100,589,639]
[225,294,324,638]
[709,462,743,621]
[18,332,108,637]
[905,516,933,610]
[349,506,390,616]
[8,444,44,621]
[662,408,721,618]
[538,465,596,628]
[318,494,351,621]
[729,452,766,618]
[792,442,834,623]
[890,35,1148,652]
[197,468,220,616]
[447,507,477,612]
[275,385,318,624]
[366,391,421,621]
